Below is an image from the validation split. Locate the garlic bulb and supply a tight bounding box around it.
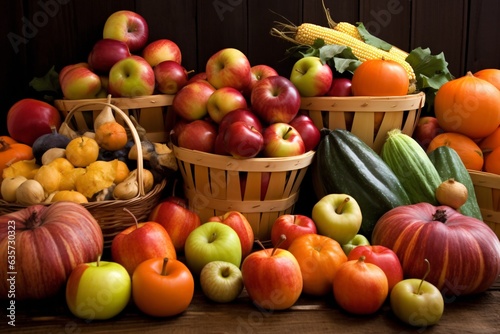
[113,179,139,200]
[16,179,46,205]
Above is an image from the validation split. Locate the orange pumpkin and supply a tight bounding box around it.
[479,126,500,157]
[427,132,484,171]
[474,68,500,91]
[0,137,34,178]
[434,71,500,139]
[351,59,409,96]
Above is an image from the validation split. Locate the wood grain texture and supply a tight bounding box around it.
[4,278,500,333]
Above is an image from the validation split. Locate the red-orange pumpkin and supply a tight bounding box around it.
[371,202,500,297]
[434,71,500,139]
[0,137,34,178]
[0,202,104,300]
[351,59,409,96]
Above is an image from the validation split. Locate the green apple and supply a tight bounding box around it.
[108,55,155,97]
[184,222,242,276]
[342,234,370,256]
[312,194,362,245]
[289,56,333,97]
[199,260,244,303]
[390,278,444,327]
[65,256,131,320]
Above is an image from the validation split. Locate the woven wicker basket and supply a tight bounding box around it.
[468,170,500,239]
[54,94,174,143]
[173,146,315,241]
[300,92,425,153]
[0,102,167,248]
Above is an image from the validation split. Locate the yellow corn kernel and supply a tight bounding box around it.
[294,23,416,82]
[333,22,362,40]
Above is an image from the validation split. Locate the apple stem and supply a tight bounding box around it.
[336,197,350,214]
[96,254,102,267]
[123,208,139,229]
[161,258,169,276]
[209,232,217,243]
[256,239,266,250]
[417,259,431,295]
[221,266,231,278]
[271,234,287,256]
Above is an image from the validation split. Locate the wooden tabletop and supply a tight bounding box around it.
[4,276,499,334]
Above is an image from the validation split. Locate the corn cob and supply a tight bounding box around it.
[330,20,410,60]
[291,23,416,84]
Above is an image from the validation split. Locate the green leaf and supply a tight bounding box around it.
[318,44,360,73]
[29,65,60,93]
[356,22,392,51]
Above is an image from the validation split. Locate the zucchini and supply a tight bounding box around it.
[380,129,442,205]
[428,145,483,220]
[312,129,411,239]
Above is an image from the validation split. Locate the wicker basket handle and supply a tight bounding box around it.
[63,101,145,197]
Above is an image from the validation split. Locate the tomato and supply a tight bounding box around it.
[351,59,409,96]
[132,257,194,317]
[333,256,389,314]
[7,98,62,146]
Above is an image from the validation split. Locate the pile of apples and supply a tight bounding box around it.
[170,47,321,158]
[59,187,445,327]
[60,10,187,99]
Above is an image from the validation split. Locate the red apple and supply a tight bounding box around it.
[177,119,217,153]
[170,118,189,146]
[88,38,131,74]
[218,108,263,135]
[289,114,321,151]
[347,245,403,292]
[214,131,230,155]
[413,116,445,150]
[172,80,216,121]
[208,211,255,259]
[102,10,149,53]
[7,98,62,146]
[241,239,303,310]
[289,56,333,97]
[262,123,305,157]
[270,214,317,249]
[243,64,279,97]
[250,75,301,124]
[205,48,252,91]
[207,87,248,124]
[59,63,102,100]
[187,72,207,84]
[148,197,202,253]
[111,220,177,276]
[326,77,353,97]
[154,60,189,94]
[223,121,264,159]
[142,38,182,67]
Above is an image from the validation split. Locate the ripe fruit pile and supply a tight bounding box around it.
[170,47,321,159]
[59,10,186,100]
[414,69,500,175]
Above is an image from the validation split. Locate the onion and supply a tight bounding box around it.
[435,178,468,210]
[16,179,46,205]
[1,176,27,202]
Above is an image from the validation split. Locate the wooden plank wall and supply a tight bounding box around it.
[1,0,499,136]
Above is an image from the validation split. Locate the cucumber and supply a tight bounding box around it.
[428,145,483,220]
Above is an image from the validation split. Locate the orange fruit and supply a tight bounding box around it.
[95,121,128,151]
[478,126,500,156]
[427,132,484,171]
[484,146,500,175]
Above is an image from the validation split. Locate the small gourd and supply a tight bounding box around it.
[113,177,139,200]
[1,176,28,202]
[435,178,468,211]
[94,95,116,130]
[16,179,46,205]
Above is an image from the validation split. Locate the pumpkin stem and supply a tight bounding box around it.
[24,210,41,230]
[432,209,448,223]
[0,138,11,152]
[161,258,169,276]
